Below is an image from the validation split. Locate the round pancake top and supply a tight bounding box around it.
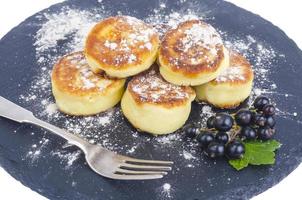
[213,51,254,84]
[159,20,225,76]
[52,52,123,95]
[85,16,159,69]
[128,66,195,107]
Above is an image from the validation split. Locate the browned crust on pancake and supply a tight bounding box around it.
[211,50,254,85]
[85,16,159,70]
[128,66,195,108]
[159,20,225,77]
[52,51,123,96]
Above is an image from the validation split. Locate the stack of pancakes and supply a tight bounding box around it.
[51,16,254,135]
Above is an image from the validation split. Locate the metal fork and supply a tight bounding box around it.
[0,97,173,180]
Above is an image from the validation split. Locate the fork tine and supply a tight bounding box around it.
[110,174,164,180]
[116,168,168,175]
[125,158,174,165]
[120,163,172,171]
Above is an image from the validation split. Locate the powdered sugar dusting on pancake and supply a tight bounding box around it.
[182,22,222,53]
[159,20,225,73]
[87,16,158,66]
[129,68,195,104]
[54,52,113,92]
[216,66,245,82]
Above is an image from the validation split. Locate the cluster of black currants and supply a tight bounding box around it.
[185,112,244,159]
[245,96,276,140]
[185,96,276,160]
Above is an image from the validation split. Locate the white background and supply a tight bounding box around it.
[0,0,301,199]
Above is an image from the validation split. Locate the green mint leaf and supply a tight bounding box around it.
[229,156,249,170]
[228,140,281,170]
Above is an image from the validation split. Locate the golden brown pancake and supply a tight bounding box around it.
[158,20,229,86]
[121,66,196,135]
[51,51,125,116]
[85,16,160,78]
[194,51,254,108]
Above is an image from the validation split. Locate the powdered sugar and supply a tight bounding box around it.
[182,150,196,160]
[51,150,82,169]
[26,138,50,162]
[34,9,100,54]
[144,42,153,50]
[160,19,224,68]
[182,22,222,52]
[146,10,201,38]
[224,34,279,101]
[216,66,245,82]
[128,54,137,63]
[162,183,172,198]
[104,40,118,50]
[155,133,182,145]
[156,182,173,199]
[91,16,157,65]
[79,69,95,87]
[130,68,193,103]
[60,52,114,91]
[45,103,58,115]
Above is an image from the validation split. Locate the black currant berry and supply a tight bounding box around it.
[253,114,267,127]
[253,96,270,111]
[235,109,253,126]
[213,113,234,132]
[226,140,245,159]
[240,126,257,140]
[207,116,216,129]
[205,142,225,158]
[196,132,215,148]
[185,127,200,138]
[262,104,276,116]
[215,132,229,144]
[257,127,275,140]
[266,116,276,128]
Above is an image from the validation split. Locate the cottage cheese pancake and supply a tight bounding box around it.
[51,52,125,115]
[158,20,229,86]
[195,51,254,108]
[121,66,196,135]
[85,16,160,78]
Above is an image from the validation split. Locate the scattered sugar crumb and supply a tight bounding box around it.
[46,103,58,115]
[160,183,173,198]
[186,164,194,168]
[27,138,50,162]
[182,150,195,160]
[155,134,181,144]
[104,40,118,50]
[159,3,166,8]
[51,150,82,169]
[127,145,137,154]
[163,183,171,190]
[72,181,77,187]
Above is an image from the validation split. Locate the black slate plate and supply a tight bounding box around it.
[1,0,302,199]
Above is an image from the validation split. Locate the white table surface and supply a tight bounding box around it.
[0,0,301,199]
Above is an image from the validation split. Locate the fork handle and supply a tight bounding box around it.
[0,96,90,152]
